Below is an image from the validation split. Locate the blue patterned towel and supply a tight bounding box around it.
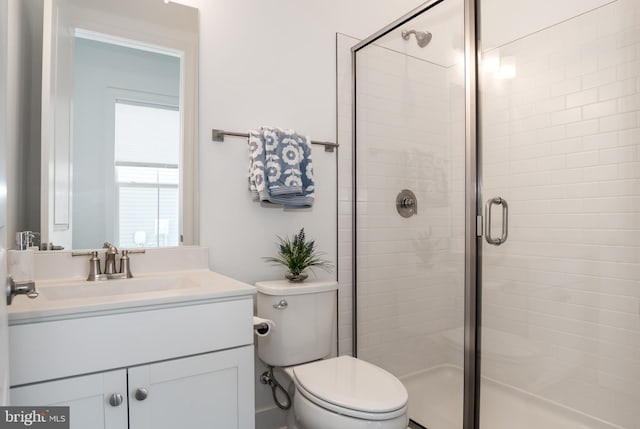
[248,130,268,201]
[247,126,315,208]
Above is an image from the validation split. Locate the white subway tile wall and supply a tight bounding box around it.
[480,0,640,426]
[348,40,467,379]
[339,0,639,427]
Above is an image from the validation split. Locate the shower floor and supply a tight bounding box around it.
[401,365,619,429]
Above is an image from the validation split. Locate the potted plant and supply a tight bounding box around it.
[263,228,333,282]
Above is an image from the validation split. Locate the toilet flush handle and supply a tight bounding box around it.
[273,299,288,310]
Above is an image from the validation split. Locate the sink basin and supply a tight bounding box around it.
[39,276,196,300]
[8,269,256,324]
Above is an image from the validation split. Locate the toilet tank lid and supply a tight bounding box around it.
[255,280,338,296]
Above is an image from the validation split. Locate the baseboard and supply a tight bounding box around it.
[255,405,287,429]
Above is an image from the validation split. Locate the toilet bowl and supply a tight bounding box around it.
[255,280,409,429]
[286,356,408,429]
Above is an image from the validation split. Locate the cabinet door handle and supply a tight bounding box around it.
[108,393,124,407]
[134,388,149,401]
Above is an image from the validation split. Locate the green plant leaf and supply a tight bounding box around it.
[262,228,334,277]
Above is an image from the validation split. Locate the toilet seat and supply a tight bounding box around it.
[291,356,408,421]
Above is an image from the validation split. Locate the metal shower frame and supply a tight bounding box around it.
[350,0,482,427]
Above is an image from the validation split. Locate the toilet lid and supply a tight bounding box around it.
[292,356,408,415]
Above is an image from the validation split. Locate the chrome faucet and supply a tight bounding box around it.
[6,277,39,305]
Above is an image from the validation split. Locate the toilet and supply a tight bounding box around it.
[256,280,408,429]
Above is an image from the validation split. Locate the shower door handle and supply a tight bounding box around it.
[484,197,508,245]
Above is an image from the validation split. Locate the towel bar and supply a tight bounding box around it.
[211,128,338,152]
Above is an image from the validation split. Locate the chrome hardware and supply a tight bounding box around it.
[6,277,39,305]
[134,388,148,401]
[273,299,288,310]
[484,197,509,245]
[73,246,146,281]
[119,249,146,278]
[401,29,432,48]
[211,128,338,153]
[16,231,39,250]
[261,367,291,410]
[103,242,118,274]
[254,323,269,335]
[108,393,124,407]
[396,189,417,218]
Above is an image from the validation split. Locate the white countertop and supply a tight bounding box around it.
[8,269,256,324]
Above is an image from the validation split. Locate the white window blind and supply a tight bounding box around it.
[114,101,179,248]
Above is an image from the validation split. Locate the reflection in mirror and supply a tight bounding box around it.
[39,0,198,250]
[72,37,180,249]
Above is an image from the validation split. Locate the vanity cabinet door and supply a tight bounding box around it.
[128,345,255,429]
[10,369,128,429]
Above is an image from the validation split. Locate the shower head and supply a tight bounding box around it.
[401,29,432,48]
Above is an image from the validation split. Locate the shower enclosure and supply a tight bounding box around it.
[350,0,640,428]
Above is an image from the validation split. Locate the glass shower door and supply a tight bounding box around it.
[479,0,640,428]
[353,0,467,427]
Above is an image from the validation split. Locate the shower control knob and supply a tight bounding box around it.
[134,388,148,401]
[401,197,415,208]
[396,189,418,218]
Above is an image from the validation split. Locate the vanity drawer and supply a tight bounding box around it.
[9,298,253,386]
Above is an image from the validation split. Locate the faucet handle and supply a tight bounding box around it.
[72,250,102,280]
[122,249,146,255]
[119,249,146,278]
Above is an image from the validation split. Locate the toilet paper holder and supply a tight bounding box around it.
[253,316,275,336]
[255,322,269,335]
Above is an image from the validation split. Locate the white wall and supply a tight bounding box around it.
[480,0,640,426]
[175,0,428,285]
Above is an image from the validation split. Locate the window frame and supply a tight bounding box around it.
[109,93,182,248]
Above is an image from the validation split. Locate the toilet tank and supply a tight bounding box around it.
[256,280,338,367]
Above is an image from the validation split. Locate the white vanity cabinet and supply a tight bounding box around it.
[9,292,256,429]
[127,347,253,429]
[11,347,254,429]
[11,370,128,428]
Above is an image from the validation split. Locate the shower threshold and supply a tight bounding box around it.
[401,365,621,429]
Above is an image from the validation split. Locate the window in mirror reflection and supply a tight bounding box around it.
[114,102,180,248]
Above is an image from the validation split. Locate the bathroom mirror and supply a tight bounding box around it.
[37,0,198,250]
